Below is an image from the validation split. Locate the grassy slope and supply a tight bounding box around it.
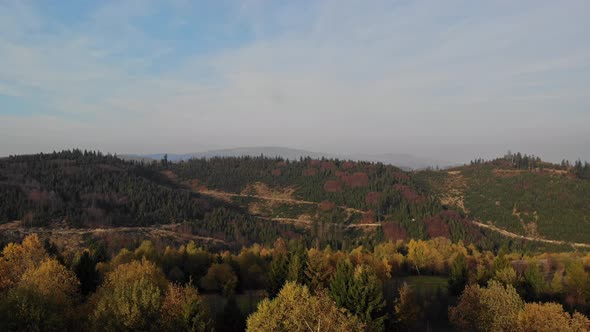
[421,165,590,244]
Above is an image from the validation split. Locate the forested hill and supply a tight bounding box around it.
[1,150,589,252]
[419,153,590,244]
[0,150,219,227]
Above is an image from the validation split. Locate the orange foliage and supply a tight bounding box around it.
[321,161,336,171]
[324,180,342,192]
[393,184,426,204]
[303,168,318,176]
[319,201,336,211]
[382,222,408,241]
[365,192,381,206]
[342,161,355,170]
[361,211,376,224]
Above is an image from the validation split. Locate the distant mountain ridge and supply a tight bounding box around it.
[123,147,451,170]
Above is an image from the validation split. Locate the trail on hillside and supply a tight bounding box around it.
[197,189,382,229]
[255,216,381,229]
[439,170,590,248]
[198,189,367,215]
[470,219,590,248]
[0,221,227,245]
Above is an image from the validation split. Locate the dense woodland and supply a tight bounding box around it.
[1,150,590,330]
[1,150,589,250]
[1,234,590,331]
[461,152,590,243]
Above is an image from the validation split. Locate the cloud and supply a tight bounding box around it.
[0,0,589,162]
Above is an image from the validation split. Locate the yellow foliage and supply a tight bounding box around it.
[246,282,364,332]
[91,259,168,331]
[517,302,590,332]
[0,234,48,290]
[20,259,80,305]
[161,283,212,331]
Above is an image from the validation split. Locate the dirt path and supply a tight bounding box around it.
[0,221,227,245]
[198,189,366,214]
[471,219,590,248]
[255,215,382,229]
[437,171,590,248]
[198,189,386,229]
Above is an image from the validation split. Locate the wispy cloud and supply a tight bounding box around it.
[0,0,589,162]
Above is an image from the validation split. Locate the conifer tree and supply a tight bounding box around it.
[266,254,288,298]
[449,253,469,296]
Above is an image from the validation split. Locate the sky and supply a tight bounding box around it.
[0,0,589,163]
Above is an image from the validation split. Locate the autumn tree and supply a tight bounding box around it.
[494,266,519,288]
[200,263,238,297]
[0,259,80,331]
[91,259,168,331]
[449,280,524,332]
[0,234,48,290]
[246,282,364,332]
[517,302,590,332]
[160,283,214,332]
[564,261,590,309]
[393,282,421,329]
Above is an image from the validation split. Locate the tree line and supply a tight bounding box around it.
[2,234,590,331]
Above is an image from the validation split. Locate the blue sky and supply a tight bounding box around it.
[0,0,589,162]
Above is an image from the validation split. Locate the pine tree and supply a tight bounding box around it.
[329,259,356,310]
[304,249,332,291]
[448,253,468,296]
[73,250,99,295]
[266,254,288,298]
[286,254,304,284]
[329,260,386,331]
[352,266,386,332]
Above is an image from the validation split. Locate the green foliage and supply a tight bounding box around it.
[266,254,288,298]
[329,260,386,331]
[449,280,524,332]
[168,156,441,225]
[91,259,167,331]
[522,263,546,301]
[304,248,332,291]
[448,253,468,295]
[329,259,356,309]
[0,150,209,227]
[461,165,590,243]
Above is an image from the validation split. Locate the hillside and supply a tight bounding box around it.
[418,154,590,244]
[1,150,589,253]
[0,150,304,250]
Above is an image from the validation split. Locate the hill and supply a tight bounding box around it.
[418,153,590,244]
[0,150,304,250]
[1,150,589,253]
[129,146,450,170]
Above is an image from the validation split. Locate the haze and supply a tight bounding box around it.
[1,0,589,164]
